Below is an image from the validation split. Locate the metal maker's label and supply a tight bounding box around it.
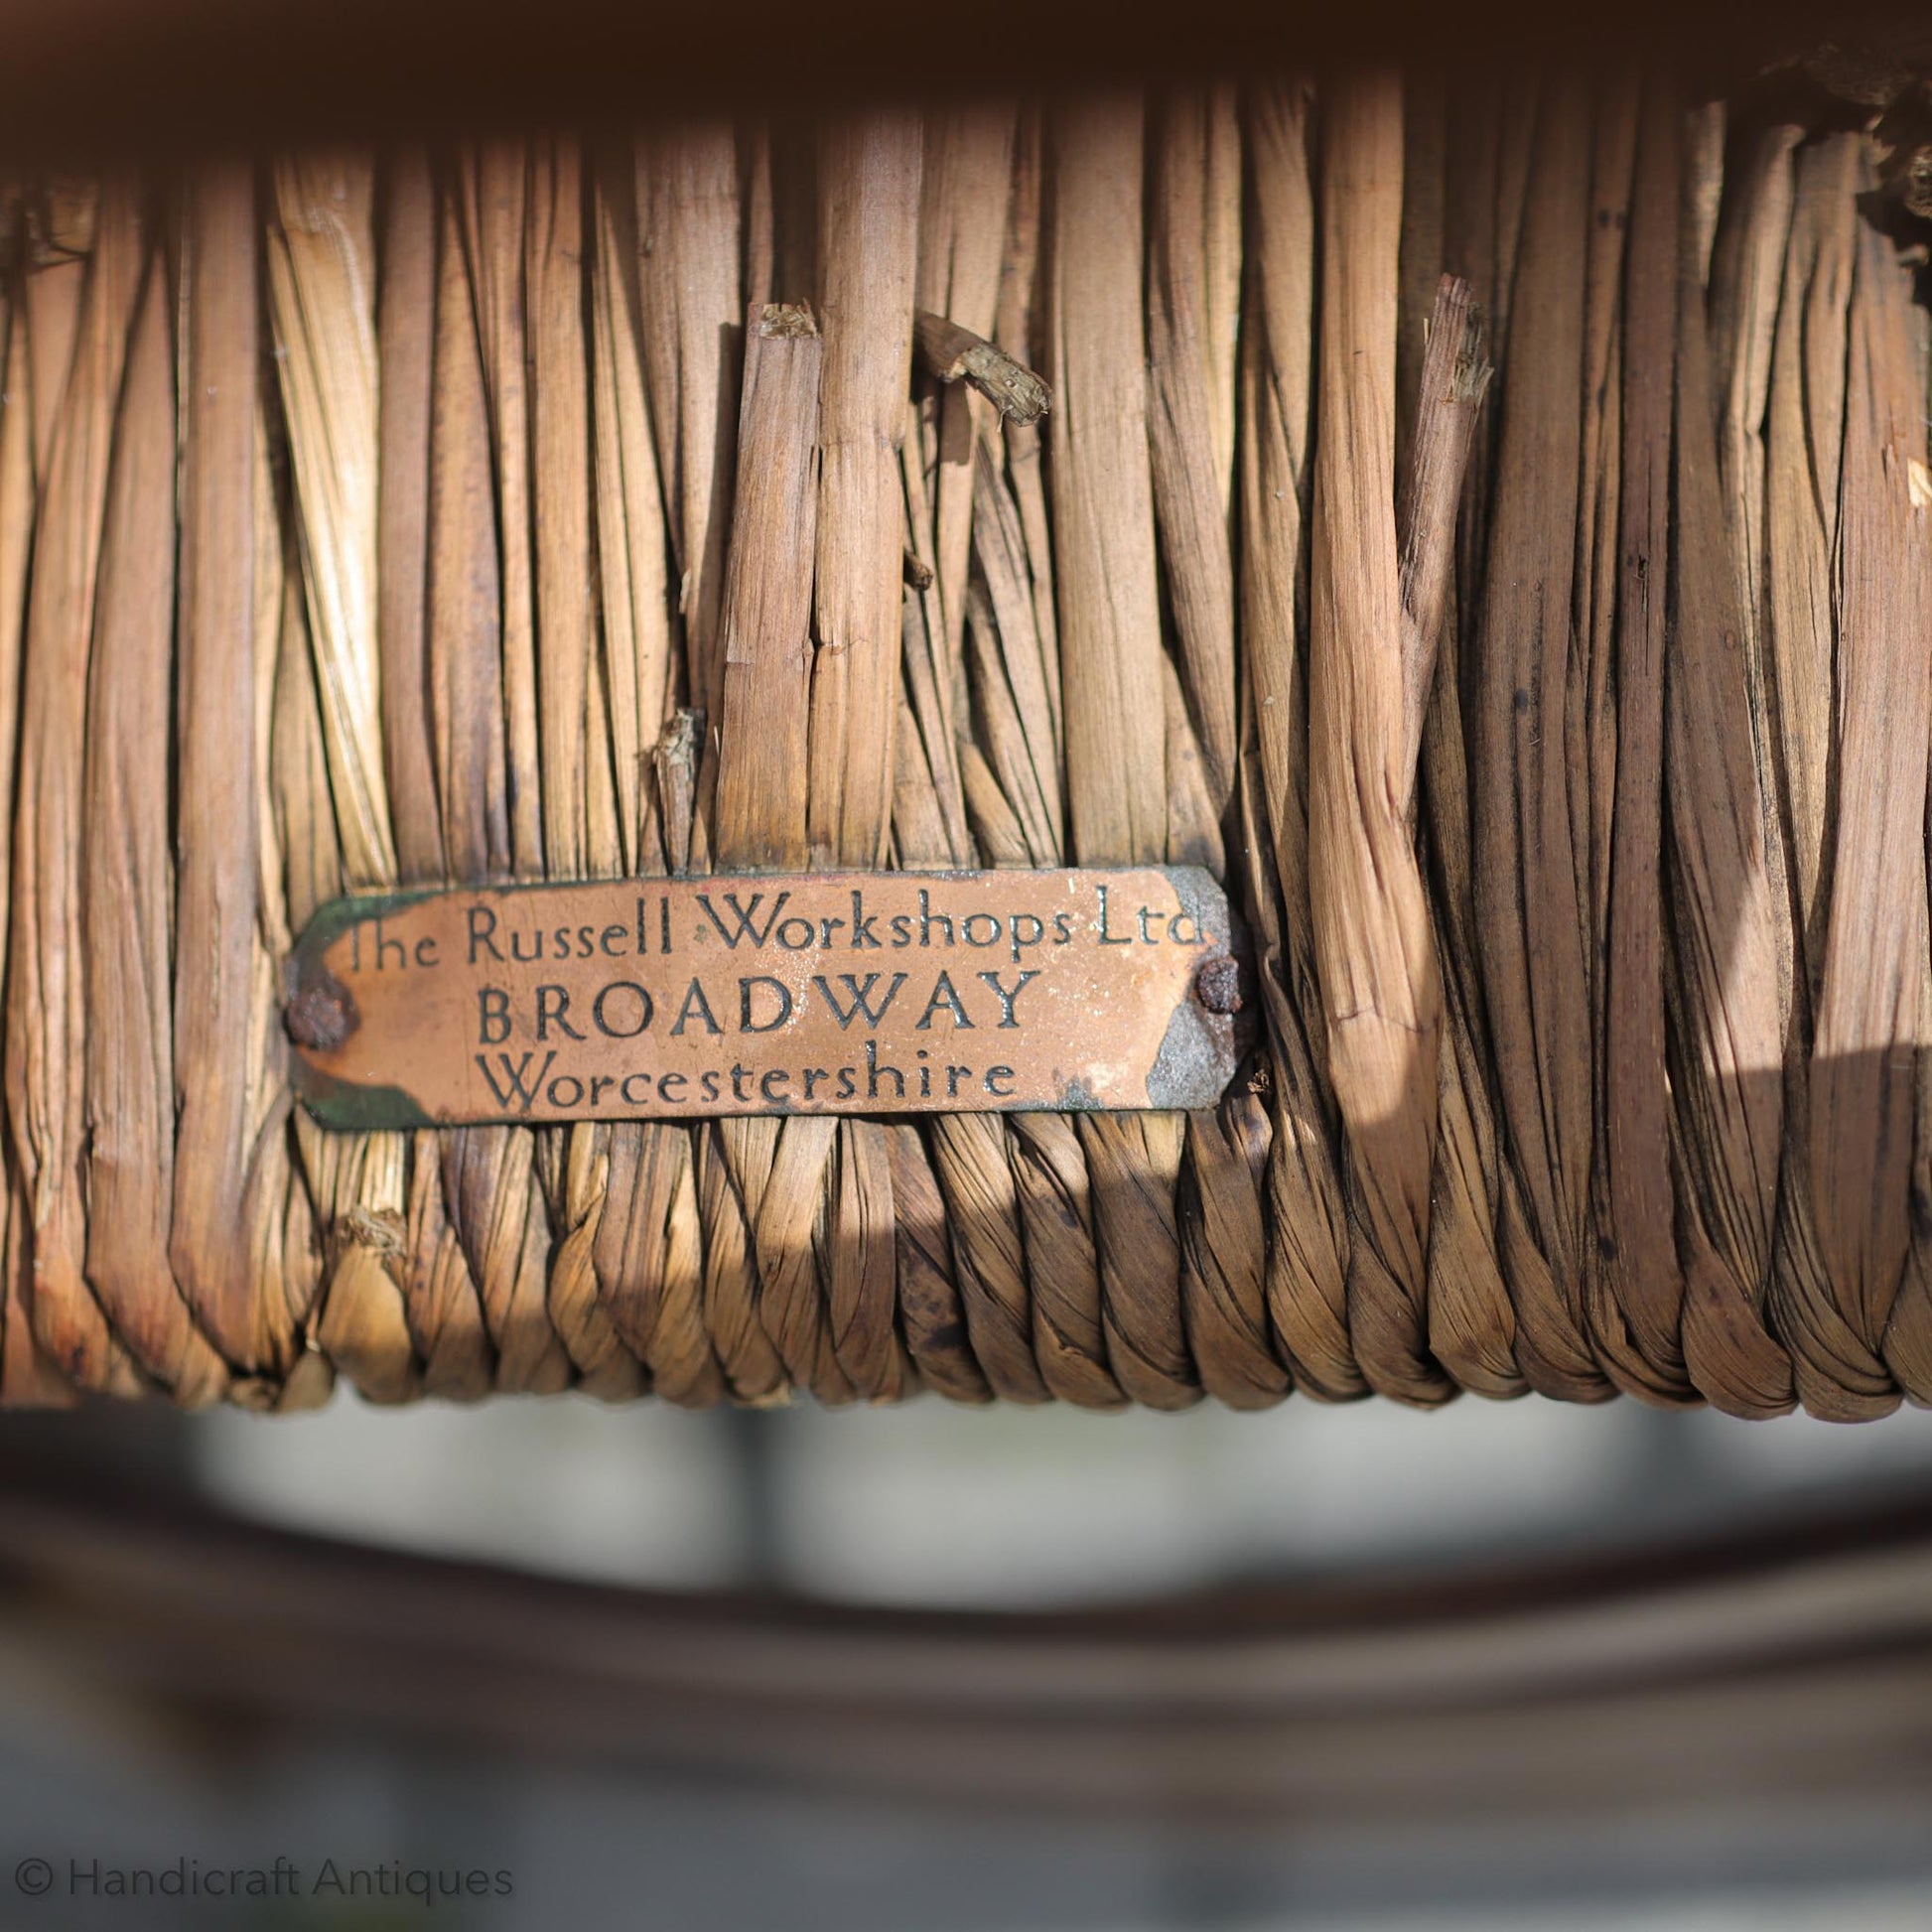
[287,869,1244,1130]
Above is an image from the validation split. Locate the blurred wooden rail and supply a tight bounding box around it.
[1,1466,1930,1816]
[0,0,1911,166]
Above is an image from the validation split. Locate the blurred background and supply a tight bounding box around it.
[0,1388,1926,1928]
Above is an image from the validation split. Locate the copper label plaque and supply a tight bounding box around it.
[287,869,1242,1130]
